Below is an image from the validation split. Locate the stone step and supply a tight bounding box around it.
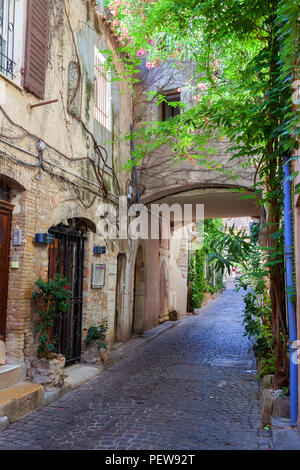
[0,382,44,424]
[0,364,26,390]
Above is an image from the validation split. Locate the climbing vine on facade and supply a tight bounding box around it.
[32,275,71,358]
[189,248,206,310]
[189,219,225,309]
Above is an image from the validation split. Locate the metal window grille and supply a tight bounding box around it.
[94,50,108,127]
[0,0,16,80]
[0,182,9,201]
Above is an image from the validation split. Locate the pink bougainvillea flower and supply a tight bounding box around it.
[213,61,220,72]
[146,58,159,69]
[197,82,208,91]
[137,48,146,56]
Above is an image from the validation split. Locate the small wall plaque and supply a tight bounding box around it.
[13,229,22,246]
[91,262,106,288]
[11,254,19,269]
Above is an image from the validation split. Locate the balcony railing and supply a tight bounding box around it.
[0,0,16,80]
[94,50,109,128]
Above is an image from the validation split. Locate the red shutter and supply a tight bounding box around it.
[23,0,50,99]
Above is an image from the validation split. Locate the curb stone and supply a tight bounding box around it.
[272,417,300,450]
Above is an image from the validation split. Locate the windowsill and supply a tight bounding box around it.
[0,71,23,93]
[94,117,112,133]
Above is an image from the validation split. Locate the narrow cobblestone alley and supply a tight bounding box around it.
[0,282,271,450]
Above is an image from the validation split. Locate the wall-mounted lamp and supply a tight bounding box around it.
[35,233,55,244]
[37,140,46,152]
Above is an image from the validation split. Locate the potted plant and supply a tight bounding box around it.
[85,318,109,363]
[30,274,71,389]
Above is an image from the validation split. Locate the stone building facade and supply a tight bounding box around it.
[0,0,138,370]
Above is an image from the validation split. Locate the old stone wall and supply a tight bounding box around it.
[134,60,256,203]
[0,0,135,365]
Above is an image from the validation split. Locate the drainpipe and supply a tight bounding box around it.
[283,154,298,427]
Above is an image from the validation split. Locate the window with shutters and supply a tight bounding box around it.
[94,47,111,131]
[0,0,24,85]
[161,90,181,121]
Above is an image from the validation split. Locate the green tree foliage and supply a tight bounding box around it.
[242,290,275,378]
[189,219,225,308]
[189,248,206,310]
[204,221,287,379]
[206,224,252,276]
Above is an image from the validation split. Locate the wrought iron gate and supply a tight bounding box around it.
[48,219,86,366]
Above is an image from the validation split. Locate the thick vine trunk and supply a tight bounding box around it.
[265,149,289,387]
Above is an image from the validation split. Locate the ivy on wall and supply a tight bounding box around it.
[189,219,225,310]
[189,248,206,310]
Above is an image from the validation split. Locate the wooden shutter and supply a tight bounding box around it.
[0,201,12,341]
[23,0,50,99]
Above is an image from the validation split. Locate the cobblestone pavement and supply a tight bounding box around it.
[0,282,271,450]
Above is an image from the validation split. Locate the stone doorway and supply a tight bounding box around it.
[114,253,126,342]
[159,261,169,323]
[132,245,145,335]
[48,219,86,366]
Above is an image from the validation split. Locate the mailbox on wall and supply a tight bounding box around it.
[91,262,106,288]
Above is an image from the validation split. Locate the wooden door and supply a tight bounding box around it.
[0,202,12,341]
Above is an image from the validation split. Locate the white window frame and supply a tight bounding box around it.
[94,47,111,131]
[0,0,24,86]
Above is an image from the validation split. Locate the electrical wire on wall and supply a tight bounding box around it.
[0,0,126,209]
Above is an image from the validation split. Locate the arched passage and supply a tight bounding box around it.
[132,244,145,335]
